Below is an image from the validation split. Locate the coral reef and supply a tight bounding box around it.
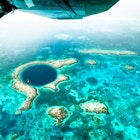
[45,75,69,90]
[0,84,2,89]
[11,134,18,140]
[14,64,37,115]
[125,65,135,70]
[86,77,98,85]
[80,101,108,114]
[13,58,77,114]
[79,49,137,55]
[86,60,97,65]
[47,106,68,125]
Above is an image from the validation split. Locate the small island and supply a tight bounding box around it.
[13,58,78,114]
[47,106,68,125]
[80,101,108,114]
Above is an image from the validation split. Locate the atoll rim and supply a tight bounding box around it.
[13,58,78,115]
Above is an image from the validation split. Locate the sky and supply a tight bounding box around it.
[95,0,140,20]
[0,0,140,47]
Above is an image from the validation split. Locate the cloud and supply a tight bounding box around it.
[54,34,71,41]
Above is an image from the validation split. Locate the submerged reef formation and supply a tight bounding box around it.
[80,101,108,114]
[79,49,137,56]
[86,60,98,65]
[11,134,18,140]
[86,77,98,85]
[0,84,2,89]
[45,75,69,90]
[13,58,77,114]
[47,106,68,125]
[125,65,135,70]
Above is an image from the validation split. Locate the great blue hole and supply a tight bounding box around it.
[20,64,57,86]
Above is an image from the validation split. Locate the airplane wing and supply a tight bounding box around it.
[0,0,119,19]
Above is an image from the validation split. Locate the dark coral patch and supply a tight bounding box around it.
[86,77,98,85]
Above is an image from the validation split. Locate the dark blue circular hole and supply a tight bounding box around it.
[20,64,57,86]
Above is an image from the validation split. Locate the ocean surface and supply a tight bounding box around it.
[0,15,140,140]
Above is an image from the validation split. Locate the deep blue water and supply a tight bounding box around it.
[20,64,57,86]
